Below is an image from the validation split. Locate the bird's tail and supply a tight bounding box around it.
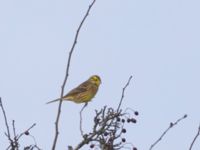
[46,98,61,104]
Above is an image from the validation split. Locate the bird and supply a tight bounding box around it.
[46,75,101,104]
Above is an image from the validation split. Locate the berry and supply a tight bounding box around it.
[122,138,126,142]
[90,144,94,148]
[134,111,139,116]
[24,131,29,135]
[122,128,126,133]
[131,118,137,123]
[117,117,121,122]
[104,132,108,136]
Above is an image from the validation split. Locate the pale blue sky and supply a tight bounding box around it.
[0,0,200,149]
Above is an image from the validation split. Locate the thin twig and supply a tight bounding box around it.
[51,0,97,149]
[1,98,38,149]
[189,123,200,150]
[17,123,36,140]
[29,134,42,150]
[80,103,88,137]
[12,120,18,148]
[12,120,17,139]
[6,123,37,150]
[116,76,133,112]
[149,114,187,150]
[109,76,133,149]
[0,97,13,147]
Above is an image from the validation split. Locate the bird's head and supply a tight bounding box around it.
[89,75,101,86]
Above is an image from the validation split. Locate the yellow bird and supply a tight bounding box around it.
[46,75,101,104]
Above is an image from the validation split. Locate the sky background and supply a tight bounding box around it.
[0,0,200,149]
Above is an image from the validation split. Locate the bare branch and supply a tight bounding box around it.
[74,106,122,150]
[80,103,88,137]
[29,134,42,150]
[12,120,18,148]
[51,0,97,149]
[0,97,14,148]
[117,76,133,112]
[12,120,17,139]
[73,105,138,150]
[189,123,200,150]
[149,114,187,150]
[23,134,42,150]
[17,123,36,140]
[1,98,38,149]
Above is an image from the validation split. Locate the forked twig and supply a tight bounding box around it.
[189,123,200,150]
[149,114,187,150]
[0,97,13,147]
[12,120,18,147]
[17,123,36,140]
[51,0,97,149]
[1,98,37,149]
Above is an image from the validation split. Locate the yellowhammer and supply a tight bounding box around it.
[46,75,101,104]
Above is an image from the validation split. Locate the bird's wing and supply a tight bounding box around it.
[63,81,89,98]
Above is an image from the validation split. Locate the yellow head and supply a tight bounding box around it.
[89,75,101,86]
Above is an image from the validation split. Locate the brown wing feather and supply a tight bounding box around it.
[63,81,89,99]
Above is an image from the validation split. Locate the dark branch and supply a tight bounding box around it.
[149,114,187,150]
[12,120,18,148]
[51,0,97,149]
[1,98,38,149]
[0,97,14,148]
[73,105,137,150]
[189,123,200,150]
[17,123,36,140]
[117,76,133,112]
[110,76,133,150]
[74,106,122,150]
